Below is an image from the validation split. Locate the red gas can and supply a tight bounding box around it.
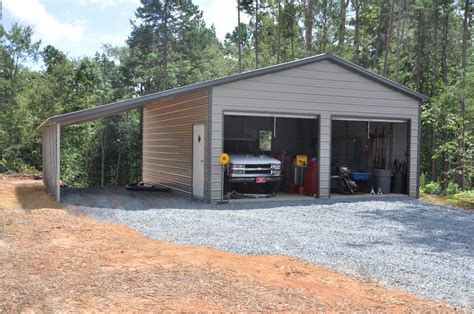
[304,159,318,196]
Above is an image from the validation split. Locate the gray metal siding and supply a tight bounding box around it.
[143,89,209,198]
[210,60,420,200]
[41,123,60,201]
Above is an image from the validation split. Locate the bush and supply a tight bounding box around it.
[423,181,441,195]
[445,182,460,196]
[419,172,427,189]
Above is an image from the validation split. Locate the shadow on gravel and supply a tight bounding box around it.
[356,203,473,256]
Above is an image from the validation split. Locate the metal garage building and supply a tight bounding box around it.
[39,53,426,202]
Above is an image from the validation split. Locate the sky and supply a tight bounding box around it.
[2,0,249,59]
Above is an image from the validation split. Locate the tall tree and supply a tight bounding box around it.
[394,0,406,82]
[237,0,243,72]
[383,0,395,76]
[337,0,350,49]
[0,24,40,148]
[459,0,471,189]
[255,0,260,68]
[277,0,282,63]
[351,0,361,64]
[133,0,178,91]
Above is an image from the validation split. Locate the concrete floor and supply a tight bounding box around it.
[331,193,408,199]
[229,192,408,203]
[229,192,315,203]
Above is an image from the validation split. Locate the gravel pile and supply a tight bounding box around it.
[63,187,473,308]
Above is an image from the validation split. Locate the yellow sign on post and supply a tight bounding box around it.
[218,153,230,204]
[219,153,229,165]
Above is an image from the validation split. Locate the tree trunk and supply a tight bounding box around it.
[237,0,242,72]
[305,0,314,56]
[395,0,405,82]
[100,128,107,187]
[277,0,281,64]
[431,125,436,180]
[374,3,385,73]
[321,0,328,52]
[351,0,360,64]
[441,2,449,85]
[338,0,349,49]
[441,2,449,187]
[255,0,259,68]
[383,0,395,77]
[162,0,169,91]
[415,10,422,89]
[459,0,470,189]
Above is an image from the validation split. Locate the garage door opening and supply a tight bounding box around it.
[223,113,319,200]
[331,118,409,197]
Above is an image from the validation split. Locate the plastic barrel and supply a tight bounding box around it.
[391,173,404,193]
[373,169,392,194]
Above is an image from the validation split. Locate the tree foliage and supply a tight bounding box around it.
[0,0,472,191]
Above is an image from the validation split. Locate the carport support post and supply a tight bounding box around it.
[319,114,331,198]
[218,164,228,204]
[41,122,61,202]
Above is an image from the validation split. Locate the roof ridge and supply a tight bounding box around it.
[39,53,426,128]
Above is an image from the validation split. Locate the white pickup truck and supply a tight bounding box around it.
[224,154,282,194]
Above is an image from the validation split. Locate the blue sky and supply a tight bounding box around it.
[2,0,249,59]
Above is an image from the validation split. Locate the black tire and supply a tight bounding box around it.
[265,182,280,194]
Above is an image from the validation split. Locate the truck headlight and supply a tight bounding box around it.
[232,164,245,170]
[271,164,281,169]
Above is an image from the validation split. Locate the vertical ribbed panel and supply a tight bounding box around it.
[142,89,208,198]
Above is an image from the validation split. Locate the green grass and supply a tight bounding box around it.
[420,190,474,210]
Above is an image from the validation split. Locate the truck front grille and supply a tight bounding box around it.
[244,164,272,175]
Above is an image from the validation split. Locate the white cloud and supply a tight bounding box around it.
[77,0,140,10]
[197,0,250,41]
[4,0,84,43]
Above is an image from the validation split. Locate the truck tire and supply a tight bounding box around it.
[265,182,280,194]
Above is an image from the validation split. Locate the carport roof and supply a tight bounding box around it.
[39,53,428,128]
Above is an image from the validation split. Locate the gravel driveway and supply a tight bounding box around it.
[63,188,473,308]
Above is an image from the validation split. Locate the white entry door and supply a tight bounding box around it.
[193,124,205,199]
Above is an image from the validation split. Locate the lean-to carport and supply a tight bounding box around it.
[39,85,212,202]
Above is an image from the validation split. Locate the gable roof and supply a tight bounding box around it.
[39,53,427,128]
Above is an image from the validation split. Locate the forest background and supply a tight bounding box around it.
[0,0,472,195]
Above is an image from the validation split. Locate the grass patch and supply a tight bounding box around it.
[420,192,474,210]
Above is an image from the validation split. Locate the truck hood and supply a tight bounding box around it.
[229,154,281,165]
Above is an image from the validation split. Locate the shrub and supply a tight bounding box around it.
[445,182,460,196]
[423,181,441,195]
[456,190,474,199]
[419,172,427,189]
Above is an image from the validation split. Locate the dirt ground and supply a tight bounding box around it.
[0,175,456,311]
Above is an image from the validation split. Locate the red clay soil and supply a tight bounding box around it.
[0,175,456,312]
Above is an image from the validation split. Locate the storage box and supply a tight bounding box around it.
[351,172,371,181]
